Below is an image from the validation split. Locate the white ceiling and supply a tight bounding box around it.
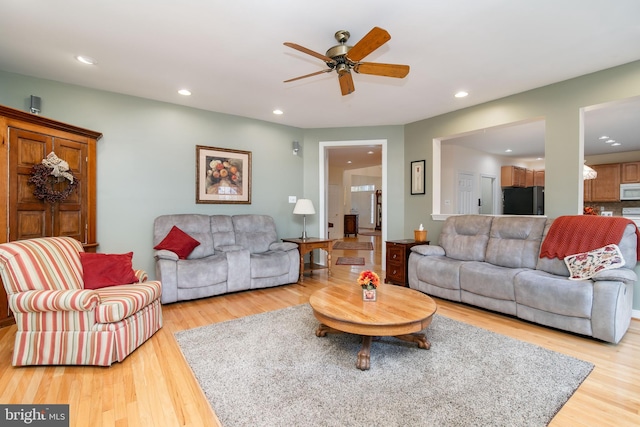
[1,1,640,166]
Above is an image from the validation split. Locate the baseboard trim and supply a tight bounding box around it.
[632,309,640,320]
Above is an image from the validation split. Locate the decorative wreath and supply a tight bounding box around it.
[28,152,79,203]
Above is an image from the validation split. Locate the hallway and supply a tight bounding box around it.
[330,228,383,278]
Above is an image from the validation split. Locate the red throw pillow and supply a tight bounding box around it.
[80,252,140,290]
[154,225,200,259]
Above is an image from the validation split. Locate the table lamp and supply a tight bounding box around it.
[293,199,315,239]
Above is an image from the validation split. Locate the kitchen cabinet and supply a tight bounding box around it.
[534,170,545,187]
[588,163,621,202]
[584,178,592,203]
[501,166,526,187]
[525,169,534,187]
[621,162,640,183]
[0,105,102,327]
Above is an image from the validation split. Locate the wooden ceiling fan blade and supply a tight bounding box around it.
[346,27,391,62]
[354,62,410,78]
[284,69,332,83]
[284,42,336,64]
[339,72,355,96]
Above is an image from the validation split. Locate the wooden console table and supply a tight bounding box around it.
[282,237,335,282]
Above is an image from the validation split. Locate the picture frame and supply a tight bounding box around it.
[411,160,425,195]
[196,145,251,204]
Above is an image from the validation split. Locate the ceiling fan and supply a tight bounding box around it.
[283,27,410,96]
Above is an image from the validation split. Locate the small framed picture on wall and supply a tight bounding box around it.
[411,160,425,195]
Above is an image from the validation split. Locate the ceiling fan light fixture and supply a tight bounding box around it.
[284,26,409,96]
[336,63,349,75]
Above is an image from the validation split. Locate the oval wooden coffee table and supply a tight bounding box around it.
[309,283,437,370]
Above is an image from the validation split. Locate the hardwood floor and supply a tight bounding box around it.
[0,234,639,426]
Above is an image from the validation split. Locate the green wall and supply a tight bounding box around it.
[0,70,306,277]
[0,70,404,279]
[404,60,640,310]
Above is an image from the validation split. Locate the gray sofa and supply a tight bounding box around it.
[408,215,637,343]
[154,214,299,304]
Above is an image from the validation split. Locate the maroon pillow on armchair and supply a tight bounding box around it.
[80,252,140,290]
[154,225,200,259]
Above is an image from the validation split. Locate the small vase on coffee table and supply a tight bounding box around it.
[362,287,377,301]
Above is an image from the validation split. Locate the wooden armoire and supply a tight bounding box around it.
[0,105,102,326]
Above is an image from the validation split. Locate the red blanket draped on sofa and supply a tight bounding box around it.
[539,215,640,260]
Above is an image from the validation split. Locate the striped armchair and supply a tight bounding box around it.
[0,237,163,366]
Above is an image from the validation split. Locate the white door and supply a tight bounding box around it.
[457,172,476,214]
[328,184,342,239]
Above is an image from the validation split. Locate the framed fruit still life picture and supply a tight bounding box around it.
[196,145,252,204]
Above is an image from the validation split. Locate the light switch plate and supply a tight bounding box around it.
[288,196,297,204]
[601,211,613,217]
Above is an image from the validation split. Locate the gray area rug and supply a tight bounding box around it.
[175,304,593,427]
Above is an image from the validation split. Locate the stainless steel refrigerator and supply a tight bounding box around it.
[503,186,544,215]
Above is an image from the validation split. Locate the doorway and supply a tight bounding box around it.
[319,139,388,266]
[480,175,496,214]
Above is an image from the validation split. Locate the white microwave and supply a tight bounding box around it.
[620,183,640,200]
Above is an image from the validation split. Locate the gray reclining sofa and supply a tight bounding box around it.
[154,214,299,304]
[408,215,637,343]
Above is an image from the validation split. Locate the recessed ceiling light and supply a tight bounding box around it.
[612,142,622,146]
[347,160,352,164]
[605,139,615,144]
[178,89,191,96]
[505,149,513,153]
[367,151,374,154]
[75,55,97,65]
[454,91,468,98]
[599,135,609,140]
[273,109,283,115]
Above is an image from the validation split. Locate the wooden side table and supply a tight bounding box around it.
[385,239,429,286]
[282,237,335,283]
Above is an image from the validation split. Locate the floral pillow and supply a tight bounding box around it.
[564,244,625,281]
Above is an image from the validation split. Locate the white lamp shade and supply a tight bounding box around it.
[293,199,315,215]
[583,164,597,180]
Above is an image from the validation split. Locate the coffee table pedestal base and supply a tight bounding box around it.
[356,336,373,370]
[316,323,430,371]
